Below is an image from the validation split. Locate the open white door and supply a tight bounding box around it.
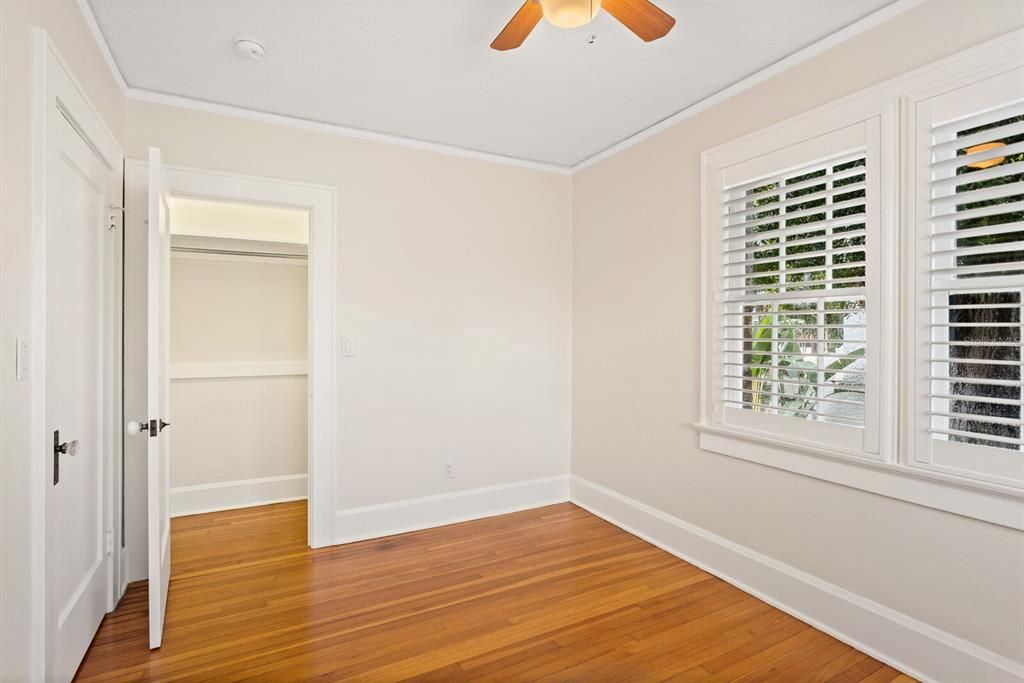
[145,147,172,648]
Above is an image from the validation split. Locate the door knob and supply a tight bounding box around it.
[57,439,80,456]
[53,429,78,485]
[126,420,150,436]
[158,419,171,432]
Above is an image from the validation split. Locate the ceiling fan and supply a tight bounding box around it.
[491,0,675,51]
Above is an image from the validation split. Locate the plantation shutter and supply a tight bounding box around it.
[715,119,881,454]
[914,68,1024,485]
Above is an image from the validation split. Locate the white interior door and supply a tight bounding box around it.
[146,147,172,648]
[45,111,111,681]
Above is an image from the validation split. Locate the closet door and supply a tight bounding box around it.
[144,146,173,648]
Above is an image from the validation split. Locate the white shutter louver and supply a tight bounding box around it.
[721,152,868,427]
[928,104,1023,453]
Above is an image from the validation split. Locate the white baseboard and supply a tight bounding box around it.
[333,475,570,544]
[170,473,307,517]
[570,475,1023,683]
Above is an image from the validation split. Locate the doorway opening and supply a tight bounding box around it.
[120,161,337,647]
[166,197,310,519]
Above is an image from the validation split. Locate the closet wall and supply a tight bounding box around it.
[169,201,310,516]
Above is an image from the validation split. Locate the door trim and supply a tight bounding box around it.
[124,164,337,555]
[31,29,124,681]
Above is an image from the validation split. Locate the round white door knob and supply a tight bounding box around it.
[127,420,142,436]
[56,439,79,456]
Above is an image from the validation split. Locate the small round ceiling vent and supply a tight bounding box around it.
[235,37,266,61]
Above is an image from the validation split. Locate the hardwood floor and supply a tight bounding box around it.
[76,502,911,682]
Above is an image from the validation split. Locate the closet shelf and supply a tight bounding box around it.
[170,361,308,380]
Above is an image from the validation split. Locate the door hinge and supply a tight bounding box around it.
[105,529,114,557]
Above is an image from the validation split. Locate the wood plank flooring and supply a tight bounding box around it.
[75,502,911,682]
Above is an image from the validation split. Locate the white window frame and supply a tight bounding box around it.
[697,30,1024,530]
[711,117,886,460]
[905,67,1024,491]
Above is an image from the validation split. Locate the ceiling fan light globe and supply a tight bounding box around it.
[964,141,1007,169]
[539,0,602,29]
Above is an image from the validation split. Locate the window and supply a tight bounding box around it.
[722,155,868,426]
[706,117,886,458]
[910,69,1024,487]
[699,34,1023,526]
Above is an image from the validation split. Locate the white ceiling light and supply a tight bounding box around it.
[538,0,601,29]
[492,0,672,51]
[234,37,267,60]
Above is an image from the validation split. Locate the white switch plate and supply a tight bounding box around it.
[443,460,455,479]
[15,336,29,381]
[341,337,355,357]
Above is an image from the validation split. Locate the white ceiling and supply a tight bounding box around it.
[89,0,893,167]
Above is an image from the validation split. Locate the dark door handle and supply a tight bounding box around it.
[158,420,171,432]
[53,430,79,485]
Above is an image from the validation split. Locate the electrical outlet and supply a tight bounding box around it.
[443,460,455,479]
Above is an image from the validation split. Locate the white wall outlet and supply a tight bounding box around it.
[443,460,455,479]
[341,336,355,357]
[15,336,29,381]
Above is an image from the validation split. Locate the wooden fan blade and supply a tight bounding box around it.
[491,0,544,51]
[602,0,676,42]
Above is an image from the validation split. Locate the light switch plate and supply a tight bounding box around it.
[15,336,29,381]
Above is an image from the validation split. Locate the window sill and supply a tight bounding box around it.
[694,422,1023,530]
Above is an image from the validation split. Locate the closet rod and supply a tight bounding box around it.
[171,246,307,260]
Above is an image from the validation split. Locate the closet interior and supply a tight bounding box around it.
[168,197,310,516]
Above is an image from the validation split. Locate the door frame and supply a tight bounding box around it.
[122,164,338,569]
[30,29,124,680]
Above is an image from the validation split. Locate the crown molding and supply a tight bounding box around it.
[77,0,128,93]
[568,0,928,173]
[76,1,571,174]
[123,87,573,175]
[79,0,928,176]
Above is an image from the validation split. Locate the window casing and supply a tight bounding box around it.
[699,33,1023,527]
[708,118,888,460]
[910,68,1023,488]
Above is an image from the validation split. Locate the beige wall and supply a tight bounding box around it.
[171,377,308,485]
[6,0,1020,678]
[0,1,126,679]
[171,257,308,367]
[170,256,308,488]
[126,101,574,511]
[571,0,1024,664]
